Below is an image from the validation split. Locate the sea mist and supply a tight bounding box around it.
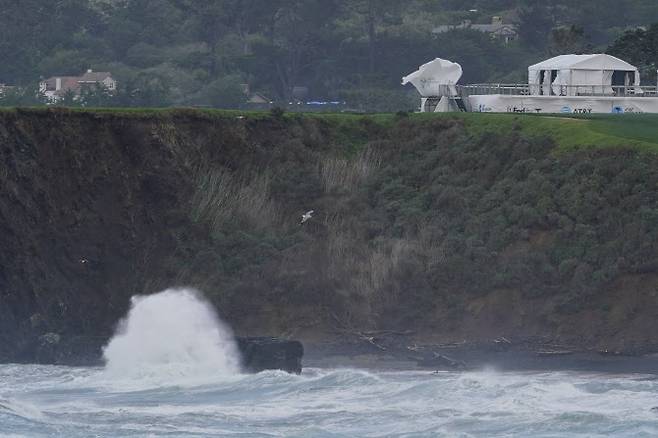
[102,288,241,380]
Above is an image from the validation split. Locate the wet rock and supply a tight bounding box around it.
[11,334,304,373]
[33,334,104,366]
[237,337,304,374]
[29,313,45,330]
[33,332,61,364]
[39,332,61,345]
[417,352,467,369]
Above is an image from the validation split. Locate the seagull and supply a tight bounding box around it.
[300,210,314,225]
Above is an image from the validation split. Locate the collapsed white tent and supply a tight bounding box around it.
[402,58,463,97]
[433,95,458,112]
[527,54,641,96]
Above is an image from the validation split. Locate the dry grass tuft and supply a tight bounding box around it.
[322,215,442,318]
[320,147,381,193]
[191,167,281,232]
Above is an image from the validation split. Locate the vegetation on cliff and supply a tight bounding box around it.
[1,109,658,362]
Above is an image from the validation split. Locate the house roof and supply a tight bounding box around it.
[41,76,80,92]
[78,71,113,82]
[433,21,517,35]
[470,23,516,34]
[528,54,637,72]
[55,78,81,96]
[247,93,271,104]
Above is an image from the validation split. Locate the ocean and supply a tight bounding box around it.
[2,288,657,437]
[2,364,658,437]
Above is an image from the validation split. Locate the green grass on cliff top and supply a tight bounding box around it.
[3,107,658,152]
[311,111,658,152]
[441,113,658,152]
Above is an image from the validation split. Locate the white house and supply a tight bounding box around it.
[77,69,117,91]
[39,69,117,102]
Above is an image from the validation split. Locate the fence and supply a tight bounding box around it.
[456,83,658,98]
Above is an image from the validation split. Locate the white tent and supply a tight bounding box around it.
[402,58,463,97]
[527,54,640,96]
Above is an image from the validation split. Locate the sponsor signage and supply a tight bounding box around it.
[468,95,654,114]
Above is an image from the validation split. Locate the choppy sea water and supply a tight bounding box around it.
[4,288,657,436]
[1,364,658,437]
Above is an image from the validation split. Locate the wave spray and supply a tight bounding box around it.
[102,288,241,381]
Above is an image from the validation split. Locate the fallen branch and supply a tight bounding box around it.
[358,333,387,351]
[434,340,467,349]
[361,330,415,336]
[329,312,387,351]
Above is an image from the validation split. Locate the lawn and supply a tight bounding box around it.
[308,111,658,152]
[3,106,658,152]
[417,112,658,152]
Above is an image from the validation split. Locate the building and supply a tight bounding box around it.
[402,54,658,114]
[39,69,116,102]
[433,16,518,44]
[77,70,116,91]
[241,83,273,108]
[0,84,15,96]
[246,92,272,105]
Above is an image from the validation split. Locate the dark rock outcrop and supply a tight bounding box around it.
[31,335,106,366]
[15,334,304,374]
[237,337,304,374]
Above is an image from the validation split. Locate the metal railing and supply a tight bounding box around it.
[413,82,459,97]
[456,83,658,98]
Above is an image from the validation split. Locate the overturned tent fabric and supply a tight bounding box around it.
[433,95,458,112]
[528,54,640,96]
[402,58,462,97]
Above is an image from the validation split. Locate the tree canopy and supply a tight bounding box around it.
[1,0,657,109]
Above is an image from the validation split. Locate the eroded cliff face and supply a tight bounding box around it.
[0,110,200,360]
[1,108,658,363]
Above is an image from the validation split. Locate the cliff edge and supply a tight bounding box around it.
[2,108,658,362]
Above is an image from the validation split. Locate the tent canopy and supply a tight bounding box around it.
[528,54,640,95]
[402,58,463,97]
[528,54,637,72]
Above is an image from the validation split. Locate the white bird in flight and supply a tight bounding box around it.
[300,210,314,225]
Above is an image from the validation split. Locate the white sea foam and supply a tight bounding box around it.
[0,397,44,422]
[3,290,658,436]
[2,365,658,436]
[101,288,241,384]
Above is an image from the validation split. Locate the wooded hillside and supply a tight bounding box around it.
[2,1,658,110]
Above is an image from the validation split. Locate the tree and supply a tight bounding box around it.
[124,74,171,107]
[0,0,100,84]
[79,83,115,107]
[204,75,245,109]
[0,84,46,107]
[607,24,658,83]
[548,25,590,56]
[336,0,402,74]
[516,2,556,51]
[241,0,339,100]
[56,89,81,107]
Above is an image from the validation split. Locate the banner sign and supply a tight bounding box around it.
[468,95,658,114]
